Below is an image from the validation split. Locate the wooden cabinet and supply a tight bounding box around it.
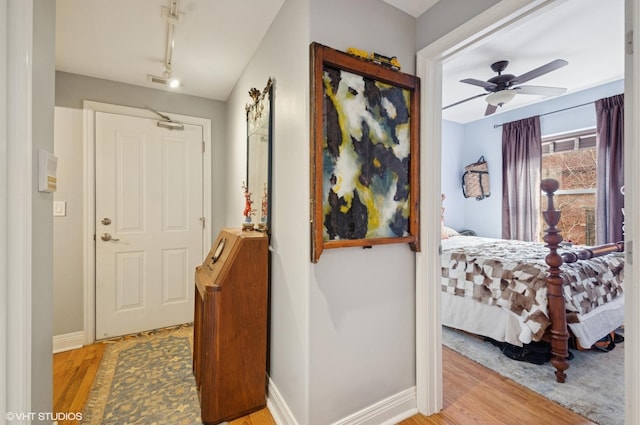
[193,228,268,424]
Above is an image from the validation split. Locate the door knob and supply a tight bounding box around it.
[101,233,120,242]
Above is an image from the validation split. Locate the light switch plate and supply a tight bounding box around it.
[53,201,67,217]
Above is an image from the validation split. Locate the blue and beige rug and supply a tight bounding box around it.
[81,325,202,425]
[82,323,622,424]
[443,326,624,425]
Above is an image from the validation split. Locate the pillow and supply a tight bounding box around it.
[441,222,449,239]
[443,226,460,237]
[441,193,448,239]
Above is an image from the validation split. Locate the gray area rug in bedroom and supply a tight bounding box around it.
[442,326,623,425]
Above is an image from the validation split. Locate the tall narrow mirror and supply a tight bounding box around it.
[246,78,273,234]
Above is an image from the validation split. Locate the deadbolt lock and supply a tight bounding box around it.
[101,217,112,225]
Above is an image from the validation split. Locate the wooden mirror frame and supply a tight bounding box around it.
[246,78,274,234]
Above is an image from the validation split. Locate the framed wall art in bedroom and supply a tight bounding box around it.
[309,42,421,263]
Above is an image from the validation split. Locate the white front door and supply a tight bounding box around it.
[95,111,204,339]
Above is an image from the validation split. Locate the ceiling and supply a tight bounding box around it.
[381,0,440,18]
[55,0,286,101]
[442,0,624,123]
[55,0,439,101]
[56,0,623,120]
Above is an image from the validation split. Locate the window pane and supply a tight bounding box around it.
[542,147,596,190]
[541,130,596,245]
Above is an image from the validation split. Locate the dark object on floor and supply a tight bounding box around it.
[502,341,552,365]
[568,331,624,352]
[485,338,560,365]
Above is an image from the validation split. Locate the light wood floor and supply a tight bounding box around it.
[397,348,595,425]
[54,343,594,425]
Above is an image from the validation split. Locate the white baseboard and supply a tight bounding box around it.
[267,378,299,425]
[330,387,417,425]
[267,379,417,425]
[52,331,84,353]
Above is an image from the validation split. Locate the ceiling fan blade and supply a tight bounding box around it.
[443,92,488,110]
[513,59,568,84]
[460,78,497,90]
[516,85,567,96]
[485,104,498,116]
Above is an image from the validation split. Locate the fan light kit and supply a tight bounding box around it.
[486,89,517,106]
[444,59,568,116]
[148,0,183,89]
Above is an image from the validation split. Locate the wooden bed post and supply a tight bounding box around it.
[541,178,570,383]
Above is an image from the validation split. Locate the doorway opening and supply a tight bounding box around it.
[415,1,637,423]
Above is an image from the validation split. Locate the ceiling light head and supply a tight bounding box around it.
[148,74,169,85]
[163,66,181,89]
[147,67,181,89]
[147,73,181,89]
[486,90,517,107]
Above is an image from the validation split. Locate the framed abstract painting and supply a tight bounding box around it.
[309,42,420,263]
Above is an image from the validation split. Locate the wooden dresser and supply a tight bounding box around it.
[193,228,268,424]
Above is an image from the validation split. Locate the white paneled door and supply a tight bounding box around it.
[95,112,204,339]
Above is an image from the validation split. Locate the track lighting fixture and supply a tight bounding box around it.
[147,0,183,89]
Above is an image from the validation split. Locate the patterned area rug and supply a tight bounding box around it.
[81,325,203,425]
[443,326,624,425]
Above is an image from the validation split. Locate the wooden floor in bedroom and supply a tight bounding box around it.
[398,347,595,425]
[53,343,593,425]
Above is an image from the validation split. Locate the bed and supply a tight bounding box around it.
[441,179,624,382]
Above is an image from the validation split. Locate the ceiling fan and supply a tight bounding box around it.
[444,59,569,116]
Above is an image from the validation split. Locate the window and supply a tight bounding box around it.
[541,129,597,245]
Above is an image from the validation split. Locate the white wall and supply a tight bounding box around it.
[32,0,56,417]
[53,72,227,336]
[0,0,7,415]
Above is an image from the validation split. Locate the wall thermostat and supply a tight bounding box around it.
[38,149,58,193]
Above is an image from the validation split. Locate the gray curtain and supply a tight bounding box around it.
[502,116,542,241]
[596,94,624,243]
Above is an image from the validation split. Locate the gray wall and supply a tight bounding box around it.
[48,0,521,423]
[33,0,56,418]
[53,107,84,335]
[308,0,416,423]
[222,0,506,423]
[416,0,501,50]
[224,0,311,421]
[226,0,417,423]
[441,119,465,231]
[53,72,227,335]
